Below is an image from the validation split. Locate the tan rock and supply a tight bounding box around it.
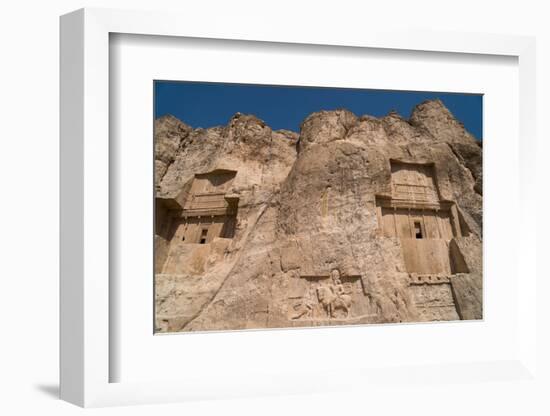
[154,100,483,332]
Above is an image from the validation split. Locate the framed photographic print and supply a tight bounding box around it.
[152,81,483,334]
[60,7,538,408]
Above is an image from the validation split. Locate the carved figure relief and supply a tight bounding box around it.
[316,270,353,319]
[288,269,371,321]
[289,287,315,320]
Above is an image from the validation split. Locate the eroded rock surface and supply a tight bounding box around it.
[155,100,482,333]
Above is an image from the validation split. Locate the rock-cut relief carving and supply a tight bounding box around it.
[375,160,471,321]
[375,160,467,276]
[317,269,353,319]
[154,169,239,275]
[288,269,370,321]
[289,287,315,320]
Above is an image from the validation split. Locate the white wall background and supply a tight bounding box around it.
[0,0,548,415]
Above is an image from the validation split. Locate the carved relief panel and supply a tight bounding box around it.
[410,283,460,321]
[375,161,461,276]
[183,170,237,212]
[390,162,439,203]
[287,270,373,321]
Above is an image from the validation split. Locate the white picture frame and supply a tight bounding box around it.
[60,8,538,408]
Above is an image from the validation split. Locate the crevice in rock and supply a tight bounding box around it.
[180,200,273,331]
[446,142,482,197]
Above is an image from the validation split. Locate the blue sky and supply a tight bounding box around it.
[154,81,483,140]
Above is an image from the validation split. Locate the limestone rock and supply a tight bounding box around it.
[299,109,357,152]
[154,115,192,188]
[154,100,483,333]
[410,99,477,145]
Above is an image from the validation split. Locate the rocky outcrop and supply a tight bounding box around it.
[154,115,192,187]
[155,99,483,332]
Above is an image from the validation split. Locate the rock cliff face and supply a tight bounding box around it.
[154,99,483,332]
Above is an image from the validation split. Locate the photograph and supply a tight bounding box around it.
[1,0,545,412]
[153,82,483,333]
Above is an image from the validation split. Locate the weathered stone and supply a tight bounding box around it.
[154,100,483,332]
[154,115,192,188]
